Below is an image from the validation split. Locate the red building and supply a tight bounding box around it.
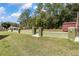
[62,22,76,32]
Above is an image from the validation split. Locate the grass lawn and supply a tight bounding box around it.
[0,31,79,56]
[13,30,68,39]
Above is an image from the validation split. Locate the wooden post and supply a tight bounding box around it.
[75,12,79,42]
[68,27,76,41]
[39,27,43,37]
[11,28,13,32]
[76,12,79,37]
[32,27,36,35]
[18,28,21,33]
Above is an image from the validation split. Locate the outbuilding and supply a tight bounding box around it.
[62,22,77,32]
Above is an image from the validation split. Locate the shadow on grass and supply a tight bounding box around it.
[0,35,9,40]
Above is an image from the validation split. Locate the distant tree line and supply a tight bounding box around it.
[1,22,19,30]
[19,3,79,29]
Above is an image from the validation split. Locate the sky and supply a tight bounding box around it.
[0,3,37,23]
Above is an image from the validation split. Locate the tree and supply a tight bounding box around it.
[18,3,79,29]
[66,3,79,20]
[18,9,31,28]
[1,22,11,29]
[34,3,44,27]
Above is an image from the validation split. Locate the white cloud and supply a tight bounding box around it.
[7,3,32,22]
[0,16,5,19]
[21,3,32,9]
[0,12,20,23]
[0,4,33,23]
[0,7,6,15]
[11,12,21,18]
[0,15,18,23]
[18,3,32,12]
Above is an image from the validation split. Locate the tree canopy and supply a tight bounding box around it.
[18,3,79,29]
[1,22,11,29]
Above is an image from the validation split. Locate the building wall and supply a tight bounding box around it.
[62,22,76,32]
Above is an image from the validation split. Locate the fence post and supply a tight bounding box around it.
[68,27,76,41]
[11,28,13,32]
[39,27,43,37]
[18,28,21,33]
[32,27,36,35]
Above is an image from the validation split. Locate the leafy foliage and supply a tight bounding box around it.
[1,22,11,29]
[18,3,79,29]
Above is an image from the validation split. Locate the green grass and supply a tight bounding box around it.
[13,30,68,39]
[0,31,79,55]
